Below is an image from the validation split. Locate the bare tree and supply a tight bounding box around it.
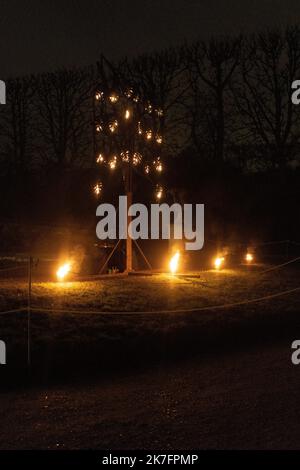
[123,48,187,156]
[184,35,242,164]
[0,76,35,178]
[35,67,93,170]
[235,26,300,169]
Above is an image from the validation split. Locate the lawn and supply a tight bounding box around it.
[0,265,299,382]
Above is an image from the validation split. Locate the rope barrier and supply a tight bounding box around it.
[0,307,26,316]
[0,265,26,273]
[28,285,300,316]
[260,256,300,274]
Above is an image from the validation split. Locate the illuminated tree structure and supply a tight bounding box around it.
[94,79,164,272]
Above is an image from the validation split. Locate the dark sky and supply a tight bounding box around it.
[1,0,300,77]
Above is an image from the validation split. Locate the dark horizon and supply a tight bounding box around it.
[2,0,300,77]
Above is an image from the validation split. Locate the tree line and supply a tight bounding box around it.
[1,26,300,189]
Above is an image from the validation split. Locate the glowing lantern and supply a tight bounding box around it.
[95,91,103,100]
[93,182,103,196]
[146,130,153,140]
[145,102,153,113]
[154,158,163,172]
[155,185,163,200]
[121,151,130,162]
[132,152,142,166]
[169,252,180,274]
[156,134,162,144]
[245,253,254,263]
[96,124,103,132]
[214,256,224,270]
[125,88,134,98]
[109,93,118,103]
[109,157,117,170]
[109,120,118,133]
[96,153,105,164]
[125,109,131,120]
[56,262,71,281]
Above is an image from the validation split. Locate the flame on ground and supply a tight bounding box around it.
[56,262,71,281]
[214,256,224,269]
[169,252,180,274]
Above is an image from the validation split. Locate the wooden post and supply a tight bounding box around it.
[27,256,32,369]
[126,164,133,272]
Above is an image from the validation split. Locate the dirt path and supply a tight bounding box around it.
[1,340,299,449]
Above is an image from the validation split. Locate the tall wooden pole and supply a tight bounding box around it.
[27,256,32,369]
[126,164,133,272]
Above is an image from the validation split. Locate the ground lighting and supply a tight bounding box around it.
[56,262,71,281]
[214,256,225,270]
[245,253,254,263]
[169,251,180,274]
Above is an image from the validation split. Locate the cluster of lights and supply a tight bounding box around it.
[109,120,118,133]
[95,91,104,100]
[109,93,119,103]
[97,153,105,163]
[94,85,164,200]
[109,156,118,170]
[132,152,142,166]
[121,150,130,162]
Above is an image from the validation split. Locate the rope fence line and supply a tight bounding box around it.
[0,285,298,317]
[259,256,300,274]
[29,286,300,314]
[0,307,27,316]
[0,265,27,273]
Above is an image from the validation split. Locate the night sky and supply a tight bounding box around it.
[1,0,300,77]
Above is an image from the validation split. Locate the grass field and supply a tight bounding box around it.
[1,265,300,449]
[0,264,299,382]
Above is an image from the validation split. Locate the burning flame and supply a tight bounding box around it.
[169,252,180,274]
[245,253,254,263]
[214,256,224,270]
[56,262,71,281]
